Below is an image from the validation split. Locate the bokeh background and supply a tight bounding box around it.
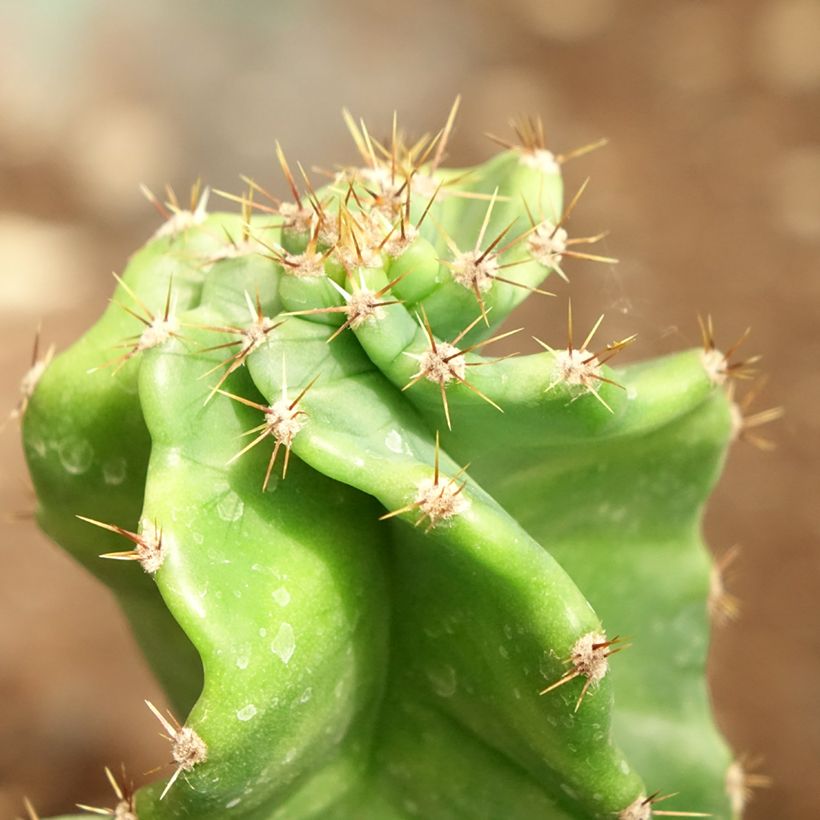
[1,1,818,817]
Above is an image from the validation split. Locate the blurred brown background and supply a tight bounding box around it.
[0,1,818,818]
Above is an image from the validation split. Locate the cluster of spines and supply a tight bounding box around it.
[10,103,782,819]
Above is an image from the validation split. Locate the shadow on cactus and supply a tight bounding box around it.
[18,100,775,819]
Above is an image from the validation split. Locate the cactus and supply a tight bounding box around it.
[18,102,770,820]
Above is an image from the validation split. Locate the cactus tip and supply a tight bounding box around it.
[487,115,606,173]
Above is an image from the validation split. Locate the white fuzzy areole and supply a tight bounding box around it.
[450,249,498,293]
[241,314,279,355]
[12,344,55,421]
[702,347,728,386]
[19,357,49,401]
[152,187,209,239]
[282,249,325,278]
[528,220,568,266]
[333,241,382,273]
[415,342,467,386]
[414,476,469,527]
[172,725,208,772]
[113,801,137,820]
[137,314,178,352]
[205,238,265,265]
[152,209,206,239]
[278,201,315,234]
[725,758,770,817]
[369,209,418,257]
[569,631,610,685]
[359,166,405,211]
[708,562,728,621]
[552,348,601,389]
[728,400,744,441]
[411,171,439,200]
[265,399,305,447]
[135,519,165,574]
[345,289,385,328]
[519,148,560,175]
[618,795,651,820]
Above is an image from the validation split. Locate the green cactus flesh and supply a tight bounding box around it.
[22,111,746,819]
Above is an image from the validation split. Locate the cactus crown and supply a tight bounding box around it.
[18,99,775,820]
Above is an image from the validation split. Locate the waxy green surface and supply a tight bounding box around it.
[23,137,736,819]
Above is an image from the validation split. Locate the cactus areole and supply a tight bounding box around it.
[20,102,764,819]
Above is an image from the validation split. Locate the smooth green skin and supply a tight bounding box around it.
[22,144,735,819]
[489,385,733,812]
[134,318,389,818]
[21,214,282,712]
[248,318,641,818]
[347,275,734,811]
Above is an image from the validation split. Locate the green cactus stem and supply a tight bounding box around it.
[19,103,768,819]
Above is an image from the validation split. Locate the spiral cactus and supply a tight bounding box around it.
[18,101,771,819]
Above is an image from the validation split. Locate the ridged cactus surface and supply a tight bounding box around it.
[19,104,763,819]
